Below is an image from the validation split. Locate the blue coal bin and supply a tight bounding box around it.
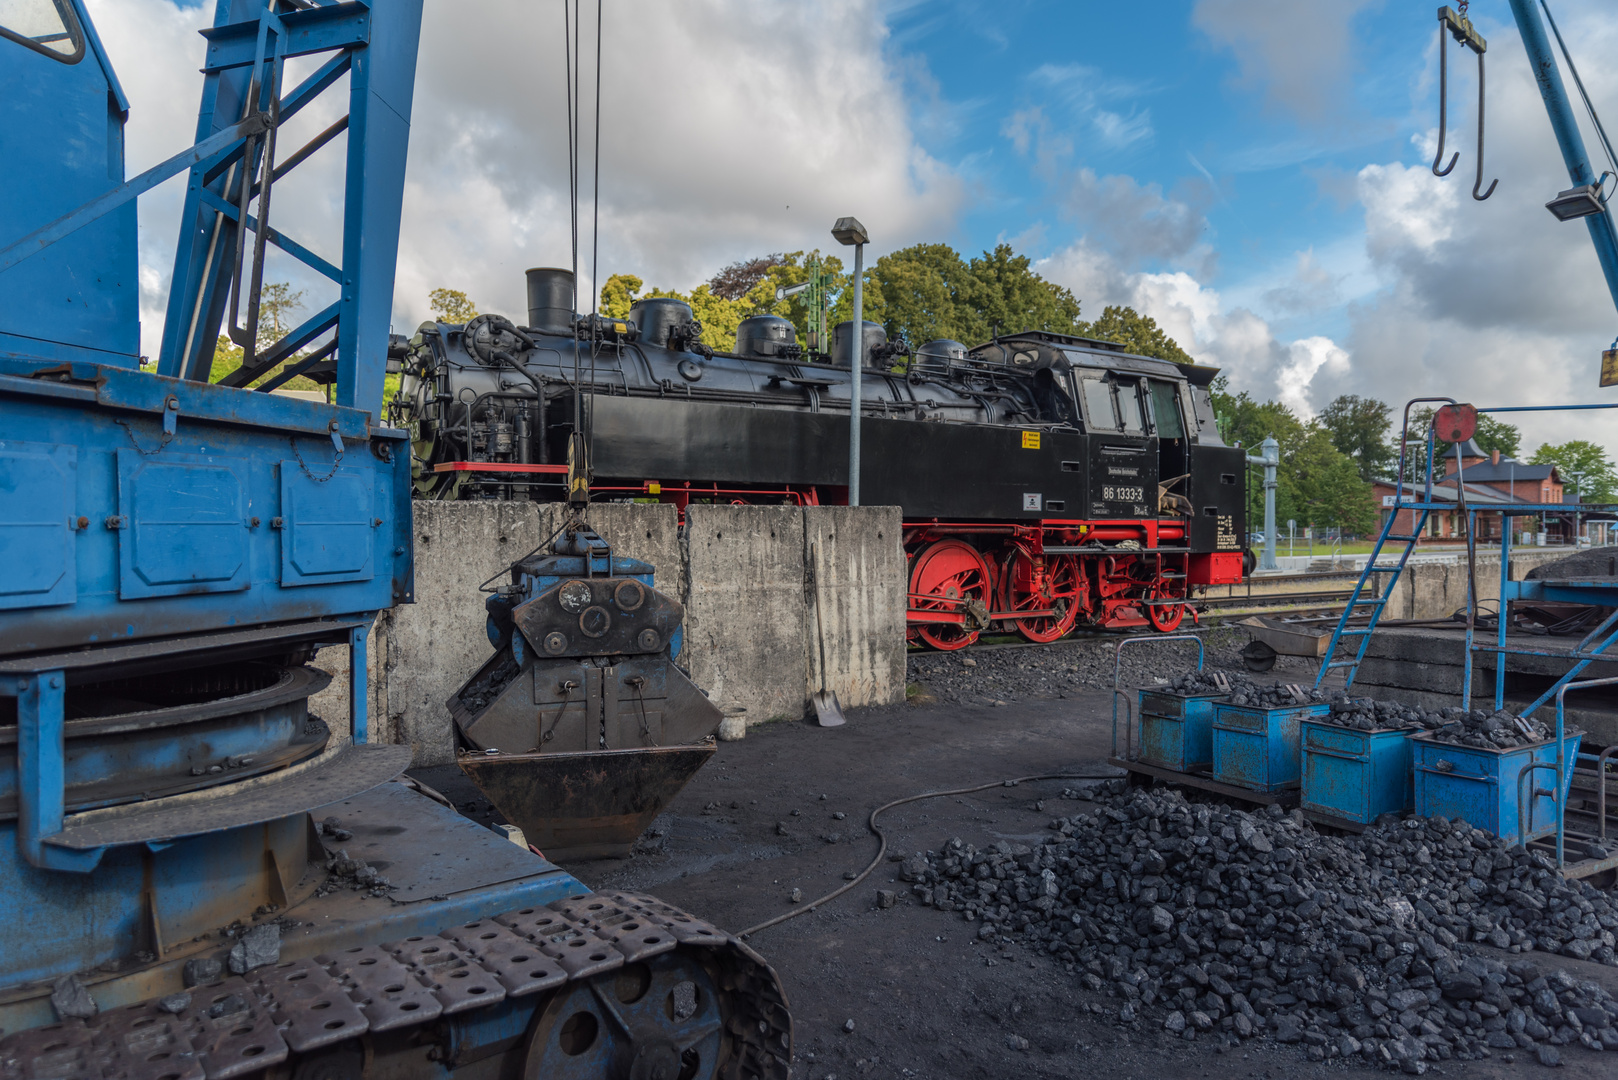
[1301,721,1415,826]
[1410,729,1583,847]
[1137,688,1226,773]
[1212,701,1331,793]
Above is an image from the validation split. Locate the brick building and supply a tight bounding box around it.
[1373,439,1566,543]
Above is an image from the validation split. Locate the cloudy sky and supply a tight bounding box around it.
[91,0,1618,455]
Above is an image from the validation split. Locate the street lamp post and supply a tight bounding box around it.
[833,216,868,506]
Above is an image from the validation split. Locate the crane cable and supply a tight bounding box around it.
[737,771,1123,939]
[1540,0,1618,185]
[560,0,605,510]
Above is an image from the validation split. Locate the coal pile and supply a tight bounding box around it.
[1317,699,1445,733]
[1225,678,1327,709]
[1423,708,1557,750]
[904,787,1618,1068]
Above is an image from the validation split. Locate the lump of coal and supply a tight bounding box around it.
[50,974,96,1020]
[227,923,279,974]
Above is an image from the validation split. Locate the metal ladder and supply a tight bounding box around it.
[1313,507,1428,690]
[1314,398,1456,691]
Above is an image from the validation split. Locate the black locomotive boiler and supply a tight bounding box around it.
[392,268,1248,648]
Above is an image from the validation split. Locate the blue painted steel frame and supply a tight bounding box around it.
[1319,401,1618,866]
[0,2,421,881]
[1506,0,1618,324]
[152,0,422,417]
[1111,634,1204,760]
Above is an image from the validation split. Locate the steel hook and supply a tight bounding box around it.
[1432,19,1458,177]
[1472,48,1498,201]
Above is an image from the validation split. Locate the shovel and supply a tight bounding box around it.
[809,542,846,727]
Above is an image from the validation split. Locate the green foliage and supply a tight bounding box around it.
[429,287,479,325]
[602,242,1103,361]
[1317,395,1394,482]
[1289,426,1379,534]
[1076,305,1194,364]
[210,335,243,383]
[865,243,976,346]
[1209,385,1374,532]
[1473,415,1522,460]
[1529,440,1616,502]
[599,274,643,320]
[207,283,320,392]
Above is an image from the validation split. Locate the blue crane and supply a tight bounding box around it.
[0,3,788,1071]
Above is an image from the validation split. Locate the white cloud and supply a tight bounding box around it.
[1276,336,1350,415]
[1192,0,1382,122]
[88,0,963,356]
[1039,239,1342,414]
[1325,3,1618,456]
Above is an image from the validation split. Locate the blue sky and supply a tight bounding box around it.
[101,0,1618,454]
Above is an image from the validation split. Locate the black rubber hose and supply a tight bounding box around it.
[737,770,1122,939]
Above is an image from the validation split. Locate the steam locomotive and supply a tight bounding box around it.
[391,268,1249,648]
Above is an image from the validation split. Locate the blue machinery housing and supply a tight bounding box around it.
[0,0,593,1031]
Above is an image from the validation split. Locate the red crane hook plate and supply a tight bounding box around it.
[1434,403,1477,443]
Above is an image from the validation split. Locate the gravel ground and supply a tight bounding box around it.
[413,653,1618,1080]
[904,627,1328,708]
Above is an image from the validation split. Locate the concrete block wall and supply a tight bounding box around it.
[311,501,906,766]
[1379,549,1569,621]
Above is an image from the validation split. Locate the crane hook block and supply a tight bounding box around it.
[1438,6,1486,54]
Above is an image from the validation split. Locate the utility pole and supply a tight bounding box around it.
[1246,436,1279,572]
[833,216,868,506]
[1568,469,1585,546]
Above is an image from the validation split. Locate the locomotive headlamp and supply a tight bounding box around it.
[832,217,869,245]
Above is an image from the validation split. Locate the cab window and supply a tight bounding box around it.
[1079,376,1118,432]
[1148,379,1185,439]
[0,0,85,62]
[1115,377,1145,435]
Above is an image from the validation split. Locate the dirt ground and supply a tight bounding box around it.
[413,645,1618,1080]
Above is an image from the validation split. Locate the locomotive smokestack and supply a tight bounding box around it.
[525,267,576,334]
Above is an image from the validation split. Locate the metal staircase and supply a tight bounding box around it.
[1315,398,1455,691]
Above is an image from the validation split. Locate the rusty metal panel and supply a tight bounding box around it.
[440,920,568,997]
[188,982,290,1080]
[252,960,369,1054]
[318,945,442,1033]
[459,744,716,861]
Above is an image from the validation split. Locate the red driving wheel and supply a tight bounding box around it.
[1146,572,1187,632]
[909,540,993,651]
[999,548,1081,643]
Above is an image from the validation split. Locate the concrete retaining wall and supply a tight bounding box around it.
[1380,549,1568,621]
[310,502,906,766]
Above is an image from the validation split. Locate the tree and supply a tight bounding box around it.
[599,274,643,320]
[1473,415,1522,460]
[1076,305,1194,364]
[1317,394,1394,482]
[429,287,479,325]
[957,243,1085,344]
[256,281,304,353]
[707,255,784,301]
[205,282,318,391]
[1530,440,1616,502]
[1290,425,1378,534]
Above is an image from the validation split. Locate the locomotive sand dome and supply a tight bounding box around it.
[394,271,1249,646]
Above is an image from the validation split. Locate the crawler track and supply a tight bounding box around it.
[0,893,790,1080]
